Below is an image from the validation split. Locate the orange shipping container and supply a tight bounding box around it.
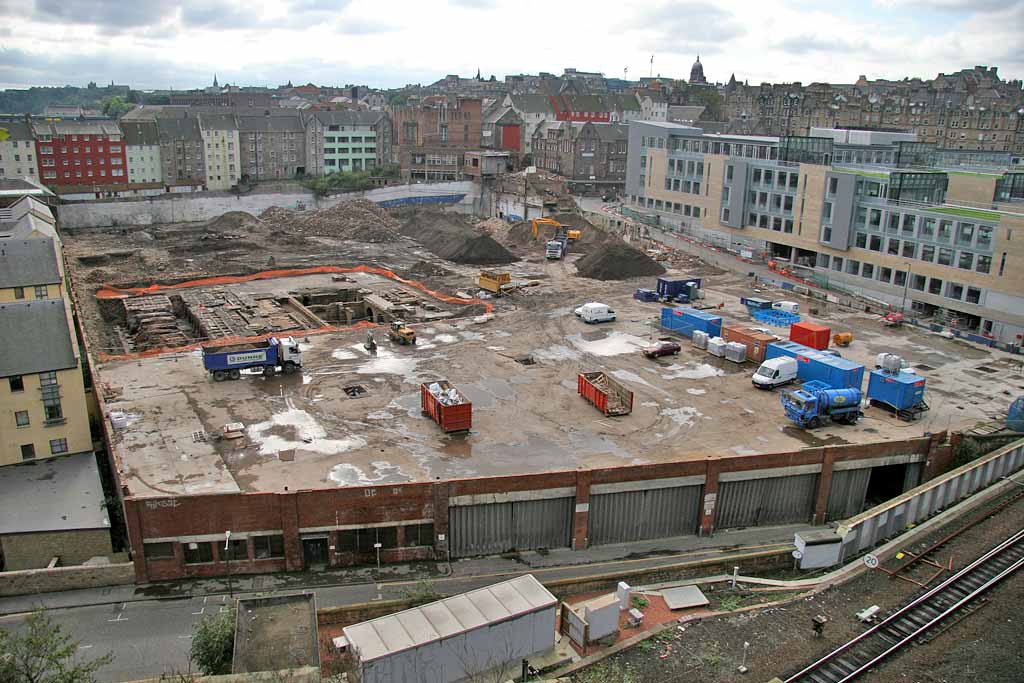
[789,321,831,350]
[722,325,776,363]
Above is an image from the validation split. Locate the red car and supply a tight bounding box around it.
[642,340,681,358]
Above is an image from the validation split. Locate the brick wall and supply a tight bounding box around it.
[0,561,133,597]
[1,529,113,571]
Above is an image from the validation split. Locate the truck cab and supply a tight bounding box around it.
[545,239,565,259]
[752,356,798,389]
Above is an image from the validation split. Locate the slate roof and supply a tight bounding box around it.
[0,299,77,378]
[509,94,555,115]
[0,452,110,535]
[312,110,385,126]
[589,122,628,142]
[198,113,239,131]
[156,117,202,143]
[36,120,123,136]
[121,120,160,146]
[0,239,61,287]
[237,114,305,133]
[0,120,34,140]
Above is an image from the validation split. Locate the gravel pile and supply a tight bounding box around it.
[395,208,517,265]
[207,211,261,232]
[258,199,401,242]
[575,241,666,280]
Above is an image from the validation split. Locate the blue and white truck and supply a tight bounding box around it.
[781,386,863,428]
[202,336,302,381]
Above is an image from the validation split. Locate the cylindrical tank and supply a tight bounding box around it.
[1008,396,1024,432]
[818,387,863,410]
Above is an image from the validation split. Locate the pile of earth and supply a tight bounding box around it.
[575,241,666,280]
[503,213,608,252]
[206,211,261,232]
[393,208,517,265]
[258,199,400,242]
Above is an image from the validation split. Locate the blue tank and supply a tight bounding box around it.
[1008,396,1024,432]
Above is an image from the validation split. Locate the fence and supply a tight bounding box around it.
[836,436,1024,559]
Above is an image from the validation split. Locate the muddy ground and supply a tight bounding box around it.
[569,491,1024,683]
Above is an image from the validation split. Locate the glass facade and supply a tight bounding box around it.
[779,136,833,165]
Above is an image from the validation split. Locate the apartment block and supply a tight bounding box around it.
[304,111,390,176]
[0,197,92,467]
[198,114,240,190]
[625,121,1024,345]
[238,113,306,180]
[157,116,206,187]
[122,120,163,185]
[0,121,40,181]
[31,120,127,187]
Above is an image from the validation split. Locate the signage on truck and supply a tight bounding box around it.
[797,355,810,363]
[226,350,268,365]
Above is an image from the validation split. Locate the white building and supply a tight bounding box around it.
[0,121,39,181]
[122,120,163,185]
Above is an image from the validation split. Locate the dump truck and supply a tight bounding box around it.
[478,271,512,295]
[545,237,568,259]
[388,320,416,345]
[202,336,301,381]
[421,380,472,432]
[781,386,863,428]
[578,372,633,416]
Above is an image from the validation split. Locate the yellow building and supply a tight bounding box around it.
[0,196,92,467]
[199,113,241,191]
[625,122,1024,346]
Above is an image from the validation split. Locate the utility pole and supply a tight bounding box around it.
[522,173,528,221]
[902,262,912,313]
[224,530,233,598]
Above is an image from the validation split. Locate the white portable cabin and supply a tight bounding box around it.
[344,574,557,683]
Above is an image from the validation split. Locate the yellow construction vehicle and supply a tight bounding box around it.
[531,217,582,243]
[388,320,416,345]
[478,271,512,295]
[833,332,854,347]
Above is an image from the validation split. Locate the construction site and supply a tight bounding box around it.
[62,197,1024,583]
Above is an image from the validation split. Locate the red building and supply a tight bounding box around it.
[32,120,128,187]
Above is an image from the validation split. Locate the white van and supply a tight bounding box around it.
[752,356,798,389]
[574,302,616,324]
[772,300,800,314]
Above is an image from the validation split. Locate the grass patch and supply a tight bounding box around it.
[929,205,1001,221]
[835,167,889,179]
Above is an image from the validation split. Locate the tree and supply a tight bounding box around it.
[101,96,132,118]
[189,610,235,676]
[0,611,112,683]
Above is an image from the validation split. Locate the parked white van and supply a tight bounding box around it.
[772,300,800,314]
[752,356,798,389]
[574,302,616,324]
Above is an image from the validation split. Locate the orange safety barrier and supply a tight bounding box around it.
[95,266,494,362]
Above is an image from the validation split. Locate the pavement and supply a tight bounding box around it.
[0,524,805,682]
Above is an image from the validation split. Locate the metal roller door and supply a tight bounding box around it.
[827,469,871,521]
[903,462,923,492]
[448,497,574,558]
[717,474,818,529]
[589,485,702,546]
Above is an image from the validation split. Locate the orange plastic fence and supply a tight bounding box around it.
[95,265,493,362]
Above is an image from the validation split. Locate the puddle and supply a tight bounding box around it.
[660,406,702,427]
[459,331,485,341]
[486,346,507,352]
[331,348,359,361]
[640,400,659,408]
[459,385,496,409]
[366,410,395,420]
[568,332,648,357]
[686,388,707,395]
[731,445,761,455]
[433,334,459,344]
[389,392,425,419]
[661,362,725,380]
[328,460,406,486]
[610,369,655,388]
[534,345,582,361]
[440,435,473,458]
[247,408,366,456]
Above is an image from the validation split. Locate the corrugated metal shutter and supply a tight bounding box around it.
[827,468,871,521]
[903,462,923,491]
[717,474,818,529]
[448,498,574,558]
[512,497,574,551]
[589,485,702,546]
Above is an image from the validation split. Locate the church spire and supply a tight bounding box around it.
[213,74,219,88]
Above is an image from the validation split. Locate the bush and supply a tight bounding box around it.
[189,610,235,675]
[0,611,112,682]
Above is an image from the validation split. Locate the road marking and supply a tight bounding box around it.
[178,635,194,639]
[192,607,205,615]
[78,645,93,650]
[108,603,128,623]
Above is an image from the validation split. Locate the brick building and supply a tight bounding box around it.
[31,120,127,188]
[532,121,628,193]
[389,97,482,180]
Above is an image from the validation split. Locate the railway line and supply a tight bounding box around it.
[782,526,1024,683]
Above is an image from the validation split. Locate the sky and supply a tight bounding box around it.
[0,0,1021,91]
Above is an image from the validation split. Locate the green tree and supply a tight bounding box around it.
[189,610,235,676]
[0,611,112,683]
[101,95,132,118]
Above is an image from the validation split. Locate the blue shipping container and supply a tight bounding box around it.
[867,370,926,411]
[661,307,722,338]
[657,277,701,299]
[741,297,773,310]
[765,341,865,389]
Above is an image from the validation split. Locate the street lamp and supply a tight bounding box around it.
[901,261,912,314]
[224,530,233,598]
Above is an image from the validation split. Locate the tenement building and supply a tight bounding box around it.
[624,121,1024,346]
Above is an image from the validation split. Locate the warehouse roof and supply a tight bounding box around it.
[344,574,556,663]
[0,452,110,535]
[0,239,61,287]
[0,299,77,378]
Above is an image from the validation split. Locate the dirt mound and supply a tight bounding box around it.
[83,268,117,284]
[259,199,400,242]
[575,241,666,280]
[207,211,260,231]
[395,208,517,265]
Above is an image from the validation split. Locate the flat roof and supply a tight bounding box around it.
[0,452,110,535]
[233,593,319,673]
[344,575,555,663]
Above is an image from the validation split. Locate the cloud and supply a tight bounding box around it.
[339,18,396,34]
[32,0,177,28]
[178,2,266,29]
[774,35,862,55]
[631,2,744,53]
[449,0,497,7]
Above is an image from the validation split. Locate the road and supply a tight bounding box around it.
[0,526,803,681]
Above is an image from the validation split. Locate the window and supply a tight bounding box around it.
[34,285,48,299]
[928,278,943,295]
[39,371,57,386]
[966,287,982,305]
[401,523,434,547]
[958,252,974,270]
[920,245,935,262]
[902,215,916,236]
[977,255,992,274]
[868,209,881,230]
[887,213,901,233]
[144,542,175,560]
[226,539,247,559]
[937,247,953,266]
[721,208,731,223]
[821,226,832,243]
[43,396,63,422]
[956,223,975,246]
[753,168,761,184]
[855,207,867,227]
[828,177,839,194]
[862,263,874,279]
[49,438,68,455]
[784,196,794,212]
[911,274,926,291]
[846,260,860,275]
[726,165,734,182]
[9,375,24,392]
[977,226,993,250]
[253,535,285,559]
[832,257,843,272]
[902,242,916,259]
[887,239,900,255]
[894,270,907,287]
[878,267,892,283]
[937,220,953,242]
[855,233,867,249]
[869,235,882,252]
[945,282,964,300]
[183,542,214,564]
[21,444,35,461]
[15,410,29,427]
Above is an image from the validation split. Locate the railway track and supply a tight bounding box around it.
[783,527,1024,683]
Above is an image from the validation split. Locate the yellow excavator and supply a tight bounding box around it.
[531,217,581,242]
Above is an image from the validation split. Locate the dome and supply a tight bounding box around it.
[690,56,706,85]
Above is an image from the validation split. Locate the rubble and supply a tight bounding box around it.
[394,208,517,265]
[575,241,667,280]
[258,199,401,242]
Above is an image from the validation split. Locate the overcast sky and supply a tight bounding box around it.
[0,0,1021,91]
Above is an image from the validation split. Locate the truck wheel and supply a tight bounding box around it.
[263,366,276,378]
[213,370,228,382]
[229,369,241,380]
[283,362,298,375]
